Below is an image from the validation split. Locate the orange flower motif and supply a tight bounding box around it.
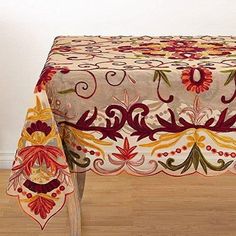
[181,67,213,94]
[28,196,55,219]
[13,145,67,176]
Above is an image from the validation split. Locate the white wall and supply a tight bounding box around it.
[1,0,236,167]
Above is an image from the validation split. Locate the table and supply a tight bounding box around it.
[7,36,236,235]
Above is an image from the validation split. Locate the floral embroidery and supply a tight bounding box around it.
[28,196,56,219]
[13,145,67,176]
[186,131,206,148]
[116,39,236,59]
[26,120,52,136]
[181,67,213,93]
[23,179,60,193]
[7,93,73,229]
[221,69,236,103]
[93,138,158,175]
[8,36,236,229]
[112,89,139,109]
[112,137,138,161]
[35,66,57,93]
[26,96,52,121]
[179,96,213,125]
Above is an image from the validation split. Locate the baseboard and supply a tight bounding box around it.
[0,153,14,169]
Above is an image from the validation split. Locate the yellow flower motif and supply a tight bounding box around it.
[30,131,48,144]
[26,95,52,121]
[31,167,53,183]
[187,132,205,148]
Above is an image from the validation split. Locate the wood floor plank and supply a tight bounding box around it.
[1,170,236,236]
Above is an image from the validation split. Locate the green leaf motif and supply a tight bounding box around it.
[225,70,236,86]
[62,141,90,170]
[158,143,233,174]
[58,88,75,94]
[221,70,236,86]
[227,54,236,57]
[153,70,171,87]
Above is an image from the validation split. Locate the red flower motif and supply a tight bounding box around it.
[112,137,138,161]
[115,39,236,60]
[181,67,213,94]
[13,145,67,176]
[28,196,55,219]
[163,40,203,52]
[163,40,205,59]
[60,67,70,74]
[52,45,72,52]
[35,66,57,93]
[26,120,51,136]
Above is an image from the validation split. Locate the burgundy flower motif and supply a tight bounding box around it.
[28,196,55,219]
[181,67,213,94]
[13,145,67,176]
[112,137,138,161]
[35,66,57,93]
[26,120,51,136]
[60,67,70,74]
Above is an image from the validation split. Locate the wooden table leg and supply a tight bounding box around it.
[77,172,86,202]
[67,172,86,236]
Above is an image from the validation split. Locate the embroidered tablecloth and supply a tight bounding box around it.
[7,35,236,228]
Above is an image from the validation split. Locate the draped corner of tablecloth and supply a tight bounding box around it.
[6,89,74,229]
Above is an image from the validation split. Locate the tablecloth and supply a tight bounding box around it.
[7,35,236,228]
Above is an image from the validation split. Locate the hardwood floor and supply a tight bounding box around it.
[1,169,236,236]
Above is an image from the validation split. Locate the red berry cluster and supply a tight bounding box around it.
[157,145,187,158]
[51,185,65,198]
[76,145,100,156]
[17,185,66,199]
[17,187,32,198]
[206,145,236,158]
